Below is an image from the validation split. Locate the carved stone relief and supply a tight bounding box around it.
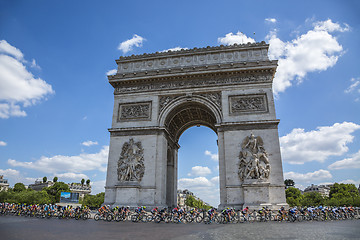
[238,134,270,181]
[115,73,272,94]
[117,138,145,182]
[159,95,183,113]
[229,94,267,115]
[198,92,222,108]
[118,102,151,121]
[159,92,222,114]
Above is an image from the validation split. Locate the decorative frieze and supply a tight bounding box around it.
[117,138,145,182]
[114,42,269,76]
[115,73,272,94]
[118,102,151,121]
[229,94,267,115]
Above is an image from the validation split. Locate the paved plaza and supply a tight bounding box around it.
[0,216,359,240]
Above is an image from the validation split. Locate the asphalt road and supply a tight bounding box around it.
[0,216,359,240]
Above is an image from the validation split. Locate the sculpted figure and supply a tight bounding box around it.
[238,134,270,181]
[117,138,145,182]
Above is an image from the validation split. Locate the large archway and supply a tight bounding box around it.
[163,101,218,207]
[104,43,288,209]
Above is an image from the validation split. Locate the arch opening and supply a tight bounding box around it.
[164,102,218,143]
[164,102,219,207]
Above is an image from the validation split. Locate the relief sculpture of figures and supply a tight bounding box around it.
[117,138,145,182]
[238,134,270,181]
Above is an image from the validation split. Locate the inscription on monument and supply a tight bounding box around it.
[238,134,270,181]
[118,102,151,121]
[117,138,145,182]
[229,94,267,115]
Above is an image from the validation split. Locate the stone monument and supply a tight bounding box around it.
[104,42,288,209]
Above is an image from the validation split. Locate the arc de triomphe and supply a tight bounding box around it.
[104,42,287,209]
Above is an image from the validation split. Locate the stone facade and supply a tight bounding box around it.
[68,183,91,200]
[0,175,9,192]
[29,180,54,191]
[304,184,332,198]
[104,42,288,209]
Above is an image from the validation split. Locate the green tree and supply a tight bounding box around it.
[81,178,85,186]
[81,192,105,208]
[284,179,295,188]
[13,183,26,192]
[86,179,90,186]
[329,183,359,206]
[301,192,325,206]
[44,182,70,203]
[43,176,47,183]
[285,187,303,207]
[53,176,58,183]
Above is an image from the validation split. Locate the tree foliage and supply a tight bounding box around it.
[284,179,295,188]
[53,176,58,183]
[86,179,90,186]
[43,176,47,183]
[0,189,51,204]
[285,187,303,207]
[13,183,26,192]
[43,182,70,203]
[81,178,85,185]
[285,183,360,207]
[185,195,212,210]
[80,192,104,208]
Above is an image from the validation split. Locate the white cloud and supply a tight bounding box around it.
[204,150,218,161]
[8,145,109,174]
[284,169,332,182]
[0,40,23,60]
[218,31,255,45]
[0,168,20,177]
[345,77,360,95]
[118,34,145,54]
[328,150,360,170]
[91,180,106,194]
[188,166,211,177]
[0,40,54,119]
[160,47,189,52]
[55,172,89,181]
[30,59,41,70]
[313,19,350,32]
[338,179,360,186]
[178,176,219,207]
[265,18,277,23]
[81,140,98,147]
[267,19,349,95]
[178,176,213,188]
[106,69,117,75]
[0,140,7,146]
[280,122,360,164]
[210,176,219,184]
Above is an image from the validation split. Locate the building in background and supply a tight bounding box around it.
[304,184,332,197]
[68,183,91,200]
[177,189,210,209]
[28,179,91,200]
[0,175,9,192]
[28,179,54,191]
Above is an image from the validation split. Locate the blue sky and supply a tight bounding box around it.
[0,0,360,207]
